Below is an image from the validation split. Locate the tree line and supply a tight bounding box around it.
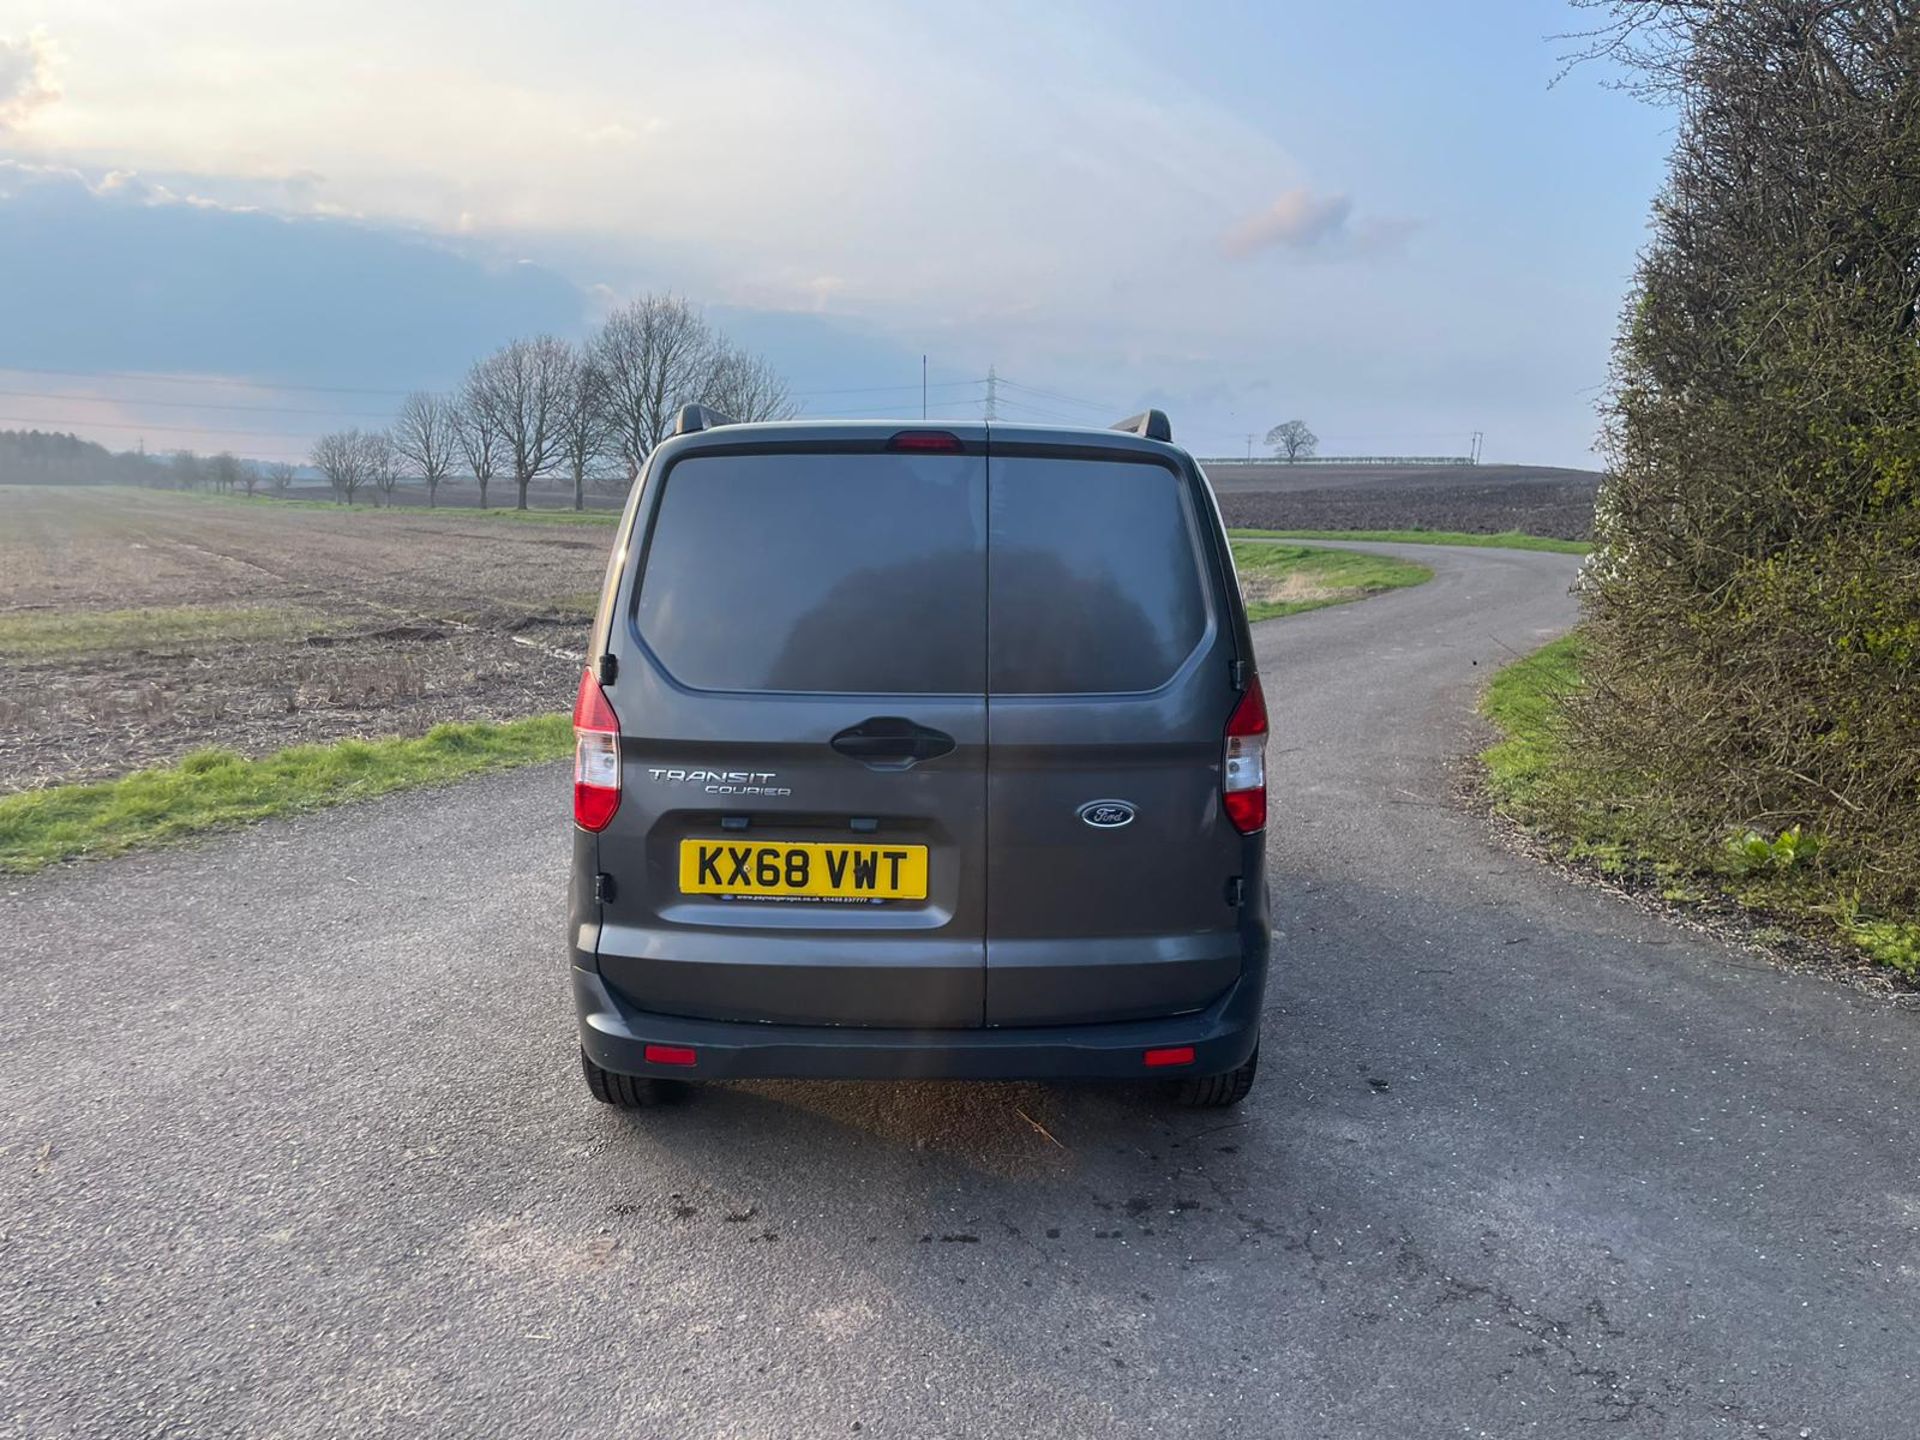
[0,429,161,487]
[310,295,795,510]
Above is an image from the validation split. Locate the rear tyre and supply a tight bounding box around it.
[1171,1045,1258,1109]
[580,1048,684,1109]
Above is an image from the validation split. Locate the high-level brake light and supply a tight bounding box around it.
[887,430,964,453]
[573,668,621,831]
[1222,675,1268,834]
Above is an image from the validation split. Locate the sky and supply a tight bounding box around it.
[0,1,1673,468]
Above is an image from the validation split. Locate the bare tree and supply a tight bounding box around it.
[265,461,297,495]
[169,450,203,490]
[391,391,460,508]
[703,341,798,423]
[237,459,262,497]
[364,429,401,507]
[311,430,373,505]
[467,336,572,510]
[556,346,616,511]
[456,367,503,510]
[1265,420,1317,462]
[592,295,717,480]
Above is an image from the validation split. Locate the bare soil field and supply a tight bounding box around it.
[1207,463,1602,540]
[285,461,1604,536]
[1,465,1593,792]
[0,487,604,792]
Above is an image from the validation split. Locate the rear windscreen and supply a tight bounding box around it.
[988,456,1208,694]
[634,451,986,693]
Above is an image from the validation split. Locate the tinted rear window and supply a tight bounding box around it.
[634,451,985,693]
[988,457,1208,694]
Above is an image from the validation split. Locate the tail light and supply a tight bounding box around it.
[573,668,621,831]
[1222,675,1267,834]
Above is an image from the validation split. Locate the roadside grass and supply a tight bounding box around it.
[0,715,572,873]
[548,589,603,617]
[1481,635,1588,814]
[1231,527,1591,555]
[0,604,329,659]
[461,506,619,526]
[1230,540,1432,621]
[1481,635,1919,979]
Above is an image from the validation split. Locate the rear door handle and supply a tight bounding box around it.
[830,717,956,768]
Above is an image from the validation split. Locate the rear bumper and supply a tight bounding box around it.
[573,959,1267,1082]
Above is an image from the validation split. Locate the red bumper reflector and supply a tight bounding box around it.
[643,1044,697,1067]
[1144,1046,1195,1068]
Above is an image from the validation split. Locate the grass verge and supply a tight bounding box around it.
[170,489,620,524]
[0,604,328,659]
[1230,540,1432,621]
[462,506,619,526]
[1231,527,1590,554]
[1481,635,1919,979]
[0,715,572,873]
[1481,635,1587,811]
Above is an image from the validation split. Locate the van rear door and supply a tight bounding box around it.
[983,445,1248,1025]
[591,435,989,1029]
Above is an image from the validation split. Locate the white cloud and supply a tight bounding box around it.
[1223,187,1355,255]
[0,28,60,131]
[6,3,1612,463]
[0,2,1323,328]
[1222,186,1414,260]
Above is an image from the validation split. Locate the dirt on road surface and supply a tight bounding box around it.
[0,487,600,790]
[3,540,1913,1438]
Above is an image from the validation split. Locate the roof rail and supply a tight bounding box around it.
[1111,409,1172,443]
[670,403,735,439]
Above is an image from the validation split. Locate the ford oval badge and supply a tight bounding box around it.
[1078,800,1136,829]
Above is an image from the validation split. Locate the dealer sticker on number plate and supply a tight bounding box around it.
[678,839,929,900]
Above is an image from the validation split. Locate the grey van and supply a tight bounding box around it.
[569,407,1269,1108]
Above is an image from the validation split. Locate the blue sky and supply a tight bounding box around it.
[0,1,1670,466]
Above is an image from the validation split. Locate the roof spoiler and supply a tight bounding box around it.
[670,403,736,438]
[1111,409,1172,443]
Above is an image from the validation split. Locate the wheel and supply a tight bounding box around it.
[580,1048,685,1109]
[1171,1045,1258,1108]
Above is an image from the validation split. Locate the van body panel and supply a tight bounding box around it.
[587,435,990,1029]
[981,448,1252,1025]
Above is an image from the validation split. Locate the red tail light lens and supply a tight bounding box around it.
[1222,675,1267,834]
[573,668,621,832]
[1144,1046,1196,1068]
[887,430,964,453]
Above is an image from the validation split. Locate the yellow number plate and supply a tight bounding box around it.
[678,839,929,900]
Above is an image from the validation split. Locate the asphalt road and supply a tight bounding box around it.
[4,543,1915,1438]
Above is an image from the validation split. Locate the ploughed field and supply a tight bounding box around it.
[0,487,602,792]
[293,462,1606,536]
[0,476,1469,796]
[1208,462,1601,540]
